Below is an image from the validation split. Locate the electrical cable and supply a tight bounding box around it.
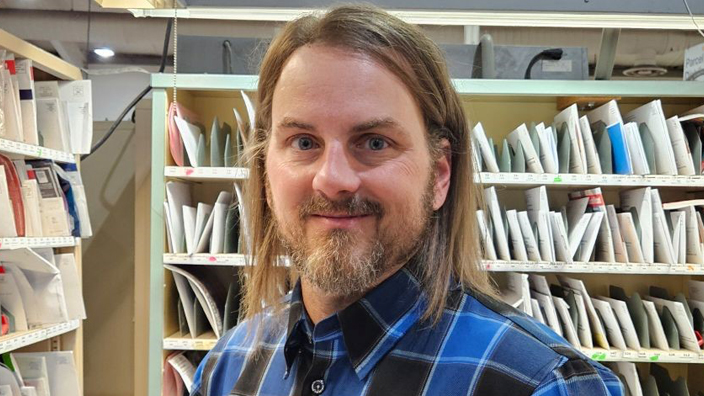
[81,18,173,160]
[524,48,563,80]
[223,40,234,75]
[683,0,704,39]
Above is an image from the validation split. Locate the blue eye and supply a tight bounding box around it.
[367,137,387,151]
[294,136,316,150]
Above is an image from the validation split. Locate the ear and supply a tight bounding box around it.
[432,138,452,210]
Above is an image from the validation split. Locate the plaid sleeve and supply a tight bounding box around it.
[530,358,624,396]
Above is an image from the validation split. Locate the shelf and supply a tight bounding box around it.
[0,29,82,81]
[483,261,704,275]
[151,74,704,99]
[0,237,78,250]
[163,253,249,266]
[0,138,76,164]
[130,7,704,31]
[159,334,704,363]
[476,173,704,189]
[164,166,249,182]
[582,347,704,364]
[163,333,218,351]
[0,320,80,355]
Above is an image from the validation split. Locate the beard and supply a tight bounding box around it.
[274,173,436,297]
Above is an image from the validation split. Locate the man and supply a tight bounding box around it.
[192,4,623,396]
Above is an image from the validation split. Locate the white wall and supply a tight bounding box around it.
[88,67,158,122]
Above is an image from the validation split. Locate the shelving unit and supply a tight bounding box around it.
[0,28,87,389]
[148,73,704,396]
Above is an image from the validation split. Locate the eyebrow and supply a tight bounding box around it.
[277,116,405,135]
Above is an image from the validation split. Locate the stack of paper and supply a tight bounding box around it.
[478,186,704,267]
[10,351,81,396]
[0,155,92,238]
[165,265,241,340]
[472,100,704,178]
[0,249,85,336]
[170,91,253,168]
[164,182,245,255]
[163,352,199,396]
[500,274,704,357]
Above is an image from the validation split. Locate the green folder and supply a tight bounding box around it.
[610,286,650,349]
[660,306,680,350]
[497,139,512,173]
[224,132,234,167]
[557,123,571,174]
[639,123,657,175]
[224,205,240,254]
[511,140,526,173]
[594,124,613,174]
[210,117,225,167]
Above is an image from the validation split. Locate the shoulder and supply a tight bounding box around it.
[190,305,290,396]
[442,289,622,395]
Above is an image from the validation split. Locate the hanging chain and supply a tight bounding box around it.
[172,4,178,104]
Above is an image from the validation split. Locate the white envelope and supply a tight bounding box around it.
[641,299,669,351]
[578,116,602,174]
[12,352,80,396]
[58,81,92,154]
[517,211,541,261]
[55,253,87,320]
[0,365,21,396]
[507,123,544,173]
[536,123,558,174]
[530,298,545,324]
[0,270,29,331]
[165,264,224,338]
[598,296,642,351]
[476,210,497,260]
[506,210,528,261]
[532,290,562,337]
[591,297,627,350]
[553,296,580,347]
[0,165,17,237]
[166,181,192,254]
[471,123,499,173]
[624,100,678,176]
[558,276,609,349]
[0,248,69,326]
[645,295,701,352]
[484,187,510,261]
[554,104,587,174]
[525,186,555,262]
[183,206,197,255]
[166,353,196,393]
[620,188,653,263]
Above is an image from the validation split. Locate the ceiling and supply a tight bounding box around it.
[1,0,702,78]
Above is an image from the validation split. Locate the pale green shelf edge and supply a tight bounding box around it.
[151,73,704,97]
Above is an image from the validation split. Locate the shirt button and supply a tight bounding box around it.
[311,379,325,394]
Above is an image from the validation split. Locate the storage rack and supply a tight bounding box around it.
[0,28,87,388]
[148,73,704,395]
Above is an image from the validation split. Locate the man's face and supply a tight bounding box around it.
[265,44,450,296]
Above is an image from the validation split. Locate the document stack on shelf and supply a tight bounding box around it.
[0,248,86,337]
[164,182,245,256]
[1,50,93,155]
[479,185,704,267]
[471,101,704,176]
[500,275,704,358]
[0,155,92,239]
[168,91,253,168]
[163,351,206,396]
[0,351,81,396]
[606,361,697,396]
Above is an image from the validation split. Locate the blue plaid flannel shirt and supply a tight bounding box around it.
[191,266,623,396]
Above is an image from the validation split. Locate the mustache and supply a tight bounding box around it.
[298,195,385,219]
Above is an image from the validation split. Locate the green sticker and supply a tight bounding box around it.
[553,176,563,183]
[649,355,659,361]
[591,352,607,360]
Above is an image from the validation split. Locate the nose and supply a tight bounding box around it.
[312,141,361,199]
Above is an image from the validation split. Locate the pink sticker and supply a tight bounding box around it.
[208,256,216,262]
[185,168,194,176]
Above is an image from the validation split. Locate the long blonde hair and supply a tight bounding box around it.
[241,4,495,325]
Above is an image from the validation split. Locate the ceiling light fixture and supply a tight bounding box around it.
[93,48,115,58]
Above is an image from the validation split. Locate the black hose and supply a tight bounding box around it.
[524,48,563,80]
[81,18,173,160]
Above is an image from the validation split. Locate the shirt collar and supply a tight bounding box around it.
[284,266,425,380]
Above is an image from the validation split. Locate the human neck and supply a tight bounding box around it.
[300,263,406,325]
